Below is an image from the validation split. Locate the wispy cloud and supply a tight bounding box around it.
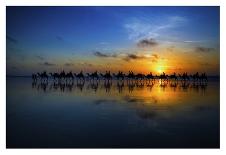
[40,62,56,66]
[166,46,175,52]
[199,62,212,66]
[56,36,64,41]
[99,42,109,45]
[93,51,117,58]
[123,54,146,61]
[195,47,215,53]
[36,55,45,61]
[152,54,159,59]
[183,40,204,43]
[93,50,159,63]
[124,15,187,41]
[64,63,74,66]
[94,51,109,57]
[137,38,158,48]
[123,53,159,62]
[77,62,93,67]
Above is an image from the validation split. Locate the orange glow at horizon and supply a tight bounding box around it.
[23,46,219,76]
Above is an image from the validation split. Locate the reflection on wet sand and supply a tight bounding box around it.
[7,77,219,148]
[30,79,212,121]
[31,79,208,93]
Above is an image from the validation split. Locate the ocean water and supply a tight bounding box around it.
[6,77,220,148]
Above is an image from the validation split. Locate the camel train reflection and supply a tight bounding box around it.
[32,71,208,82]
[31,70,208,93]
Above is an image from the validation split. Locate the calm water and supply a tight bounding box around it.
[6,77,220,148]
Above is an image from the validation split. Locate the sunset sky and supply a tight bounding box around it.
[6,6,219,76]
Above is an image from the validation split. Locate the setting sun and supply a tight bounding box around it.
[157,66,164,73]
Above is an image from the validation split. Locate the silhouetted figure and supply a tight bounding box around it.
[100,71,112,81]
[135,73,145,81]
[32,73,37,82]
[146,72,155,82]
[87,71,99,81]
[113,71,125,80]
[75,71,85,81]
[65,71,74,82]
[37,71,48,82]
[31,70,208,94]
[59,70,66,81]
[126,71,135,80]
[159,72,167,81]
[191,72,200,82]
[169,72,178,81]
[179,72,189,81]
[49,72,60,81]
[201,72,208,82]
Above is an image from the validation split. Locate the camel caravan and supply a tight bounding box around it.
[31,71,209,93]
[32,70,208,84]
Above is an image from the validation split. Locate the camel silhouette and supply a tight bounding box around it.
[135,73,145,81]
[146,72,155,82]
[59,71,66,81]
[179,72,190,81]
[65,71,74,81]
[159,72,167,81]
[49,72,60,81]
[32,70,209,86]
[113,71,125,80]
[87,71,99,81]
[126,71,135,80]
[74,71,85,81]
[100,71,112,81]
[32,73,37,81]
[200,72,208,82]
[169,72,178,81]
[37,71,48,82]
[190,72,207,82]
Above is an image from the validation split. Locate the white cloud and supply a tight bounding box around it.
[124,15,187,42]
[183,40,204,43]
[99,42,110,45]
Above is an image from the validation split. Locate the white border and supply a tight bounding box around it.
[3,0,221,6]
[1,0,225,155]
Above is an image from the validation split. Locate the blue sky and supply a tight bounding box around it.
[6,6,220,75]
